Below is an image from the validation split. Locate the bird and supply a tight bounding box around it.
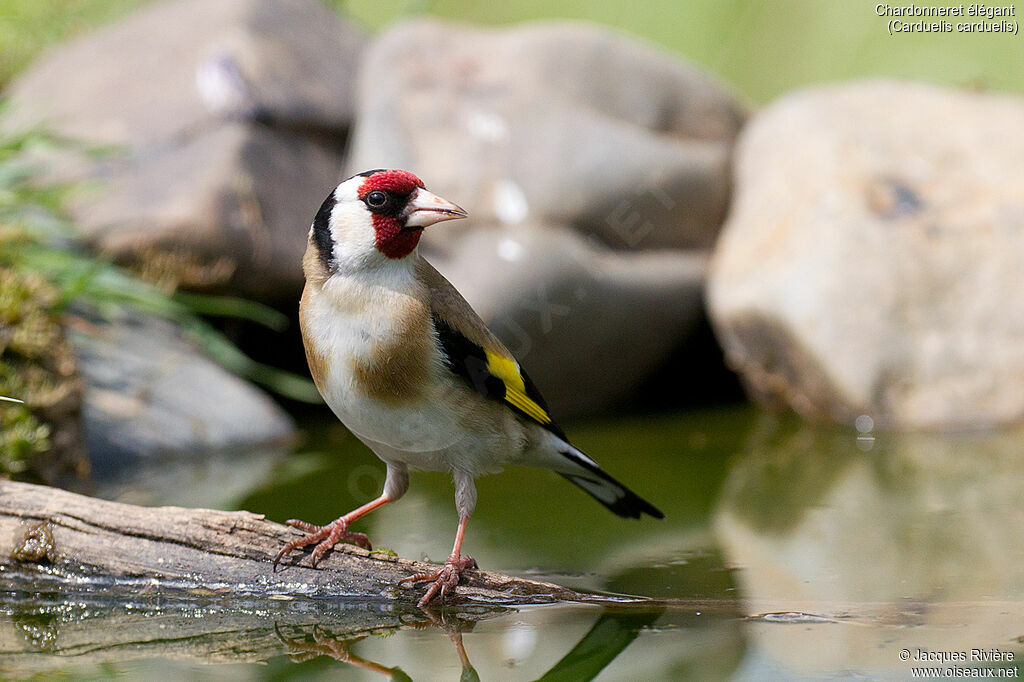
[275,168,663,607]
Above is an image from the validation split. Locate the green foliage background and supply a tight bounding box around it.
[3,0,1022,100]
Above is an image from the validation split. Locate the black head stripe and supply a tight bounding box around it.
[346,168,387,181]
[311,189,336,270]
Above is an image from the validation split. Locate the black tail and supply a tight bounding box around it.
[557,447,664,520]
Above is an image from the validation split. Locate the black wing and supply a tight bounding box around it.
[432,314,567,440]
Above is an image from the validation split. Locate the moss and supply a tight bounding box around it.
[0,265,87,482]
[0,408,49,476]
[128,245,236,292]
[10,521,57,564]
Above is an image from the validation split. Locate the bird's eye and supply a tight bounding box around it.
[365,191,388,208]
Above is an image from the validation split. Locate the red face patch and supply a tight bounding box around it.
[357,170,424,199]
[358,170,427,260]
[370,214,421,259]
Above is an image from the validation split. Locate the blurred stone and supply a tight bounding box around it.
[349,19,745,251]
[708,81,1024,429]
[4,0,365,302]
[349,19,746,415]
[425,227,708,416]
[81,124,345,301]
[67,310,294,475]
[4,0,364,144]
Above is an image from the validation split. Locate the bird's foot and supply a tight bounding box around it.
[273,517,371,570]
[400,554,478,607]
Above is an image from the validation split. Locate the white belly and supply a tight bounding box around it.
[303,281,525,474]
[325,367,462,455]
[324,368,520,474]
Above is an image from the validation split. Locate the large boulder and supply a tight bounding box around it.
[81,123,345,301]
[67,309,294,475]
[424,228,709,414]
[348,19,747,415]
[708,81,1024,430]
[349,19,745,251]
[3,0,365,303]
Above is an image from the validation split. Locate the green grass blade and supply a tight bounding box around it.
[172,291,289,331]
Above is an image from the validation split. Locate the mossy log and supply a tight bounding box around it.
[0,479,637,606]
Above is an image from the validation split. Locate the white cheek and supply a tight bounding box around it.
[329,202,383,270]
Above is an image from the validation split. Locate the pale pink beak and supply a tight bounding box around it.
[404,189,468,229]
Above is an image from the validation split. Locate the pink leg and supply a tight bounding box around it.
[273,495,391,570]
[400,514,478,607]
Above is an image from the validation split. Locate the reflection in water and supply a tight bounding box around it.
[535,606,664,680]
[276,623,418,680]
[0,589,714,680]
[276,609,487,681]
[716,417,1024,678]
[87,445,291,509]
[274,604,671,680]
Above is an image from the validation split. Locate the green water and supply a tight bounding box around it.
[4,406,1024,680]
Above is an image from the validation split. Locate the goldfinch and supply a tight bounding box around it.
[275,169,663,606]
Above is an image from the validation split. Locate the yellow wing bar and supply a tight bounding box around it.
[484,350,552,425]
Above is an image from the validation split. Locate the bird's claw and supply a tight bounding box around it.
[400,555,478,607]
[272,517,372,571]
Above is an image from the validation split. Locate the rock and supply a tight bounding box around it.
[66,309,295,475]
[425,227,708,415]
[707,81,1024,429]
[82,123,346,302]
[348,19,746,415]
[4,0,365,302]
[4,0,364,144]
[349,19,745,251]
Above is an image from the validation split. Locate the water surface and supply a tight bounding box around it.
[3,407,1023,680]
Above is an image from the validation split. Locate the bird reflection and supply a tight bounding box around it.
[275,610,479,681]
[274,605,663,680]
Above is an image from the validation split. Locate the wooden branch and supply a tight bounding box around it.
[0,480,637,607]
